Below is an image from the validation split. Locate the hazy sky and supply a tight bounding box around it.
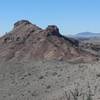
[0,0,100,36]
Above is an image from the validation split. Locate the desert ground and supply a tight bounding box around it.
[0,60,100,100]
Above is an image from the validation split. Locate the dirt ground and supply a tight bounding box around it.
[0,60,100,100]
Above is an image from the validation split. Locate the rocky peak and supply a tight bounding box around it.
[13,20,42,31]
[45,25,61,36]
[0,20,97,62]
[14,20,32,28]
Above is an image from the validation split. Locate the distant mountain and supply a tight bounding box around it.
[76,32,100,37]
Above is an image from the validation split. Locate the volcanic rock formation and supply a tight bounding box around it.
[0,20,96,62]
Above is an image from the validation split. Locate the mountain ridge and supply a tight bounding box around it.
[76,32,100,37]
[0,20,97,62]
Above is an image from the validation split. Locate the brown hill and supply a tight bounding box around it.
[0,20,97,62]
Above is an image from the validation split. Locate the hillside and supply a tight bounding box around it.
[0,20,100,100]
[0,20,96,62]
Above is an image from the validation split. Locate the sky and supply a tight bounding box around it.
[0,0,100,36]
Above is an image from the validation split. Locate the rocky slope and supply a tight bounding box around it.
[0,20,96,62]
[0,20,100,100]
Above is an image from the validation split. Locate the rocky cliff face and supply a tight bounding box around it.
[0,20,96,62]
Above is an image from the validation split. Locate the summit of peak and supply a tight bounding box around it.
[14,20,32,28]
[45,25,61,36]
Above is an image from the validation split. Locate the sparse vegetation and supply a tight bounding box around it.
[63,82,93,100]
